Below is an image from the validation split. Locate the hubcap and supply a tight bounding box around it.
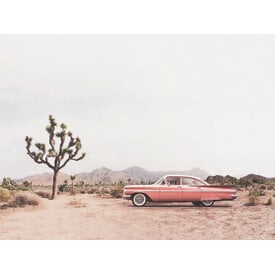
[202,200,213,206]
[134,194,146,206]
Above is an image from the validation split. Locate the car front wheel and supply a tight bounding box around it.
[201,200,214,207]
[132,193,147,207]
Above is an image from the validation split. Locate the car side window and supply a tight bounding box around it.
[182,178,190,185]
[167,177,180,185]
[182,178,201,186]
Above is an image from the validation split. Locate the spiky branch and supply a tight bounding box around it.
[25,115,86,199]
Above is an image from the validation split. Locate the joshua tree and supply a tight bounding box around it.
[25,115,85,199]
[70,175,76,195]
[1,177,18,190]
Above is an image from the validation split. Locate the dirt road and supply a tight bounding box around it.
[0,192,274,239]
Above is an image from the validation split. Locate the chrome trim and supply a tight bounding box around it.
[159,190,183,192]
[200,190,234,193]
[125,189,235,194]
[125,189,159,193]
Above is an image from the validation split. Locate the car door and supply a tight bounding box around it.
[181,177,202,201]
[159,176,182,202]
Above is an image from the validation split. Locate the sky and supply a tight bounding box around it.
[0,34,275,179]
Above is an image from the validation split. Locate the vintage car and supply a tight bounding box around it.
[123,175,237,207]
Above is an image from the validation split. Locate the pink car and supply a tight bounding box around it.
[123,175,237,207]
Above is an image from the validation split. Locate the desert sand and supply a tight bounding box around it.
[0,191,274,240]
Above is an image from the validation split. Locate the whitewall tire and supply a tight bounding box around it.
[132,193,147,207]
[201,200,214,207]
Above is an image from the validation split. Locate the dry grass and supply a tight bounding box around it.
[245,194,260,206]
[0,187,11,202]
[68,199,87,208]
[266,197,273,206]
[110,185,124,198]
[8,192,40,208]
[35,190,52,199]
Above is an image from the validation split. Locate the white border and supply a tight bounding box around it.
[1,241,274,275]
[0,0,275,33]
[1,1,274,274]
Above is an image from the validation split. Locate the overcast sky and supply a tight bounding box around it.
[0,34,275,179]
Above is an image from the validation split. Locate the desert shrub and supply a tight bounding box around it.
[235,185,243,191]
[206,175,224,184]
[22,181,32,188]
[0,187,11,202]
[246,194,260,206]
[240,174,266,187]
[76,180,85,188]
[96,186,110,197]
[266,197,273,206]
[87,190,94,194]
[35,190,51,199]
[1,177,18,190]
[8,192,40,208]
[259,184,266,190]
[110,185,124,198]
[16,186,30,191]
[58,183,68,192]
[248,188,259,196]
[249,187,265,197]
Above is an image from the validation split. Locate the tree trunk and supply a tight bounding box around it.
[72,180,74,195]
[51,170,59,199]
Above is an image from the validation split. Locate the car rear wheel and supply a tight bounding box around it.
[201,200,214,207]
[192,202,202,207]
[132,193,147,207]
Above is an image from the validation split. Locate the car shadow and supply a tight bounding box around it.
[140,203,233,208]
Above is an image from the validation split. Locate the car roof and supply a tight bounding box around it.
[163,175,203,180]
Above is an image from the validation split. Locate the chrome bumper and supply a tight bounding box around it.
[123,194,131,200]
[231,194,238,200]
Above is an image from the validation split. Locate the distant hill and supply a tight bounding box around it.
[15,166,210,185]
[77,166,210,184]
[16,172,70,186]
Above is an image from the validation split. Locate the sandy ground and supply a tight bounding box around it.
[0,191,275,240]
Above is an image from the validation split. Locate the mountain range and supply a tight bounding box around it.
[16,166,210,185]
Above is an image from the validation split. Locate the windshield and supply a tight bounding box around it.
[152,177,165,185]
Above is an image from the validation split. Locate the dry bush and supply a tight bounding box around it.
[96,186,110,197]
[266,197,273,206]
[249,187,265,197]
[68,199,87,208]
[110,185,124,198]
[35,190,51,199]
[0,187,11,202]
[87,186,98,194]
[267,185,274,191]
[58,183,68,193]
[16,186,30,191]
[246,194,260,206]
[8,192,40,208]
